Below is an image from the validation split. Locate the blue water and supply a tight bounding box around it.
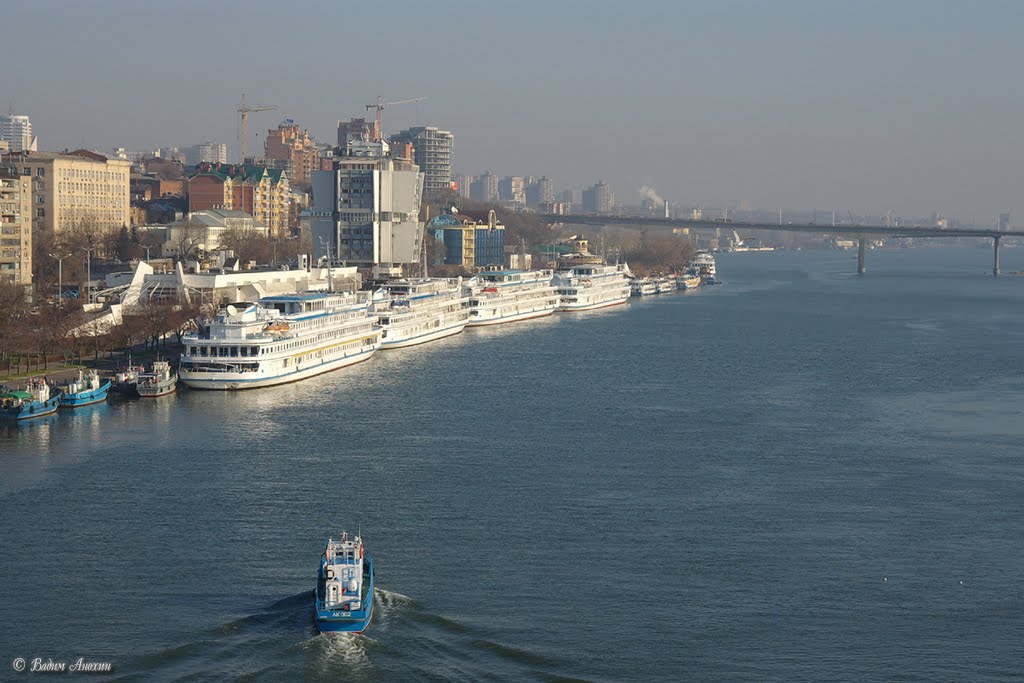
[2,246,1023,681]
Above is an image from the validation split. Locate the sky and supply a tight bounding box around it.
[4,0,1023,223]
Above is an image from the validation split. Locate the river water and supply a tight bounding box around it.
[2,246,1023,681]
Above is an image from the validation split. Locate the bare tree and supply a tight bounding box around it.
[173,220,206,261]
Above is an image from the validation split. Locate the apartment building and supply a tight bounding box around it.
[0,168,32,287]
[1,149,131,237]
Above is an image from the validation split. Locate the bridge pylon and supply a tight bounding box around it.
[858,238,866,274]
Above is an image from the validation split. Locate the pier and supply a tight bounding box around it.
[540,214,1024,276]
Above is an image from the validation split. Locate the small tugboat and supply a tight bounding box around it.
[315,531,374,633]
[109,357,146,397]
[1,378,62,422]
[136,360,177,398]
[59,369,111,408]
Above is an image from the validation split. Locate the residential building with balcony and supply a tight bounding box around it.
[0,168,32,287]
[1,149,131,239]
[389,126,453,196]
[187,163,291,237]
[265,120,318,186]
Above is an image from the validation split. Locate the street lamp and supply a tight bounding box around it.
[48,252,72,309]
[83,241,95,305]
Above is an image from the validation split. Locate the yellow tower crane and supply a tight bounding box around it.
[238,93,277,162]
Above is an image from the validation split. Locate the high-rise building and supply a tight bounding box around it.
[582,180,613,213]
[2,149,131,238]
[337,117,379,147]
[265,120,318,185]
[183,142,228,166]
[453,173,473,199]
[499,176,525,204]
[561,188,579,211]
[0,112,36,152]
[470,172,499,203]
[187,163,291,237]
[998,212,1010,231]
[0,168,32,287]
[389,126,453,196]
[525,176,554,207]
[310,138,424,268]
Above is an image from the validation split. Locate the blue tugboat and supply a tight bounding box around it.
[315,532,374,633]
[0,378,62,421]
[59,369,111,408]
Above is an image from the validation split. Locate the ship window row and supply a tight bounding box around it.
[190,345,262,357]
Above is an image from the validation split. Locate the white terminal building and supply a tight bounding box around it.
[310,137,424,277]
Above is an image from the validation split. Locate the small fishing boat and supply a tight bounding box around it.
[315,532,374,633]
[59,369,111,408]
[109,359,146,397]
[136,360,177,398]
[1,378,62,421]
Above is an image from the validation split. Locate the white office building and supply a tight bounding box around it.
[310,138,424,272]
[0,112,37,152]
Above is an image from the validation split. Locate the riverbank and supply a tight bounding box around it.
[0,343,183,388]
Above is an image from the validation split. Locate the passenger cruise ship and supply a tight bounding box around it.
[374,278,469,349]
[553,263,631,312]
[179,292,380,390]
[466,270,558,326]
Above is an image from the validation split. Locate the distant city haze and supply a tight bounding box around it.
[5,0,1023,222]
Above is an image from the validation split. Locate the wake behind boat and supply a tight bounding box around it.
[179,291,381,390]
[315,532,374,634]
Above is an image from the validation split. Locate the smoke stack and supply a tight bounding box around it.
[664,200,669,219]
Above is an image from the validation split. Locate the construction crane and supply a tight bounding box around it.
[365,96,426,138]
[238,93,277,162]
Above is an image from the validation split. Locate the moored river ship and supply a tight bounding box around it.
[553,262,631,312]
[466,270,558,326]
[374,278,469,348]
[179,292,381,390]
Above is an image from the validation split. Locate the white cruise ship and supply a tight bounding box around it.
[690,252,716,277]
[374,278,469,349]
[179,291,380,390]
[466,270,559,327]
[553,263,631,312]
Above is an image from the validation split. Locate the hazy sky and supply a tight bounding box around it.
[5,0,1023,222]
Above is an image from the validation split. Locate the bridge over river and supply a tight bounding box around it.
[538,214,1024,275]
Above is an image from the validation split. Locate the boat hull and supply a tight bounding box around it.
[180,347,376,390]
[556,296,629,312]
[1,391,62,421]
[466,306,555,327]
[59,380,111,408]
[315,556,374,634]
[380,321,466,349]
[315,600,374,634]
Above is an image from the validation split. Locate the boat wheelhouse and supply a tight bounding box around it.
[374,278,469,348]
[466,270,558,326]
[137,360,177,398]
[1,379,61,421]
[59,369,111,407]
[179,291,380,390]
[315,532,374,634]
[553,262,631,312]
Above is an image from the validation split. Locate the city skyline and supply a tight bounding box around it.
[4,0,1023,222]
